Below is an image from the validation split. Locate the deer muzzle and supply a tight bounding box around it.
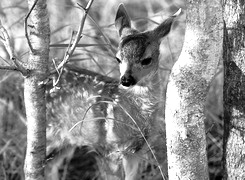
[120,74,136,87]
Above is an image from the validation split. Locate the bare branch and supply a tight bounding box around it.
[0,55,11,66]
[0,157,6,180]
[49,43,109,48]
[0,65,19,71]
[52,31,75,86]
[0,21,15,61]
[0,20,28,75]
[24,0,39,52]
[87,14,116,57]
[50,0,94,75]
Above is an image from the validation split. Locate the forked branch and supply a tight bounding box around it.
[0,20,28,76]
[51,0,94,75]
[49,0,94,88]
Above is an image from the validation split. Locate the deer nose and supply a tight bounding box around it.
[121,75,136,87]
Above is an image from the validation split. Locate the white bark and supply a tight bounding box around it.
[165,0,223,179]
[24,0,50,179]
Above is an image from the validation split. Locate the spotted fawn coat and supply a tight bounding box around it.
[46,4,180,180]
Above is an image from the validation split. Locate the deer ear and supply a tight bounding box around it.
[152,8,181,40]
[115,4,131,37]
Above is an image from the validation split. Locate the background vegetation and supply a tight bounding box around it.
[0,0,222,179]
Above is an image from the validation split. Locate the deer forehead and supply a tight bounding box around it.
[117,35,158,63]
[117,41,158,64]
[119,34,145,56]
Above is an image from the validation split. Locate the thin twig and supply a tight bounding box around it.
[49,43,109,48]
[69,117,138,132]
[117,103,166,180]
[0,140,12,155]
[52,58,59,72]
[52,0,94,75]
[52,31,75,86]
[87,14,116,57]
[0,55,11,66]
[0,65,19,71]
[89,54,106,75]
[83,95,165,179]
[24,0,39,52]
[0,20,27,75]
[64,30,77,61]
[0,71,13,84]
[0,21,14,59]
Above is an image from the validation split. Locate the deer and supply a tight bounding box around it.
[45,4,180,180]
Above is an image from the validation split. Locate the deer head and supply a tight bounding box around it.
[115,4,180,87]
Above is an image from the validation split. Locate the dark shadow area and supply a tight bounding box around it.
[223,18,245,179]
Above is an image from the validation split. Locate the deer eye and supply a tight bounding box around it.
[116,57,121,63]
[141,57,152,66]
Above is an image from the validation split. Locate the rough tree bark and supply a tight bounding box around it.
[165,0,223,179]
[223,1,245,179]
[24,0,50,179]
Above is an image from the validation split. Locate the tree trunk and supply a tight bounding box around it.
[24,0,50,180]
[165,0,223,179]
[223,1,245,179]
